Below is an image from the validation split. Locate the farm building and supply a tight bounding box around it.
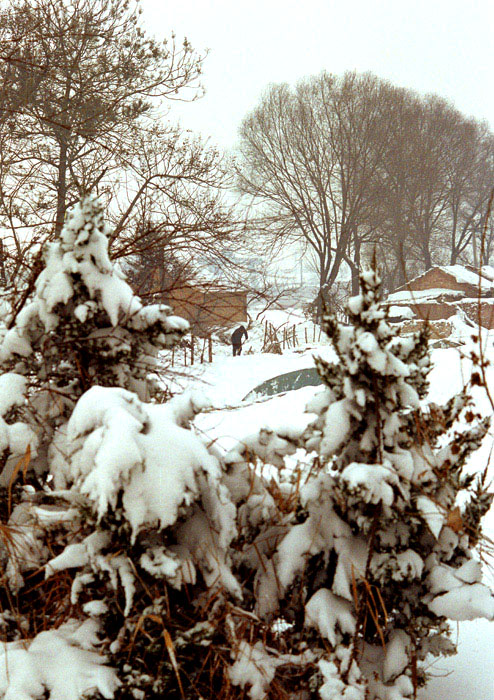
[131,264,248,334]
[164,285,248,335]
[385,265,494,330]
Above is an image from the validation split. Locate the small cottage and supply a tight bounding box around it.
[164,284,248,335]
[385,265,494,330]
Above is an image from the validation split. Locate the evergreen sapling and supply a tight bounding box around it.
[235,269,494,699]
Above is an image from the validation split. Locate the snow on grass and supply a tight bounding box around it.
[0,619,119,700]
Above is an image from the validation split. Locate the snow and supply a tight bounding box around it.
[428,582,494,621]
[426,561,494,621]
[388,305,415,319]
[305,588,356,645]
[0,373,27,414]
[229,641,316,699]
[228,641,277,699]
[417,619,494,700]
[340,462,399,506]
[319,655,365,700]
[440,265,493,290]
[0,620,119,700]
[180,348,336,405]
[276,520,322,588]
[139,545,196,588]
[386,287,462,303]
[382,630,410,682]
[320,399,351,455]
[63,386,222,538]
[480,265,494,282]
[416,495,445,539]
[181,350,338,456]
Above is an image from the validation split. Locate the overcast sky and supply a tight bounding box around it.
[141,0,494,151]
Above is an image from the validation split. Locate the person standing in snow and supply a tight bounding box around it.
[231,325,248,356]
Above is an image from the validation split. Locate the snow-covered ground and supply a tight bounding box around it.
[175,335,494,700]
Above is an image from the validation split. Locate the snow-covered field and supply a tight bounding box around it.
[176,338,494,700]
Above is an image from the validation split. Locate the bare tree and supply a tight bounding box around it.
[237,72,394,308]
[0,0,205,270]
[0,0,263,326]
[238,71,494,299]
[445,122,494,265]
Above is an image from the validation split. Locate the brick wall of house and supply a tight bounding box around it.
[460,301,494,330]
[406,302,457,321]
[165,287,247,333]
[400,319,453,339]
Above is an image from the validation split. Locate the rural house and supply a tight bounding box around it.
[385,265,494,330]
[132,264,248,335]
[163,284,248,335]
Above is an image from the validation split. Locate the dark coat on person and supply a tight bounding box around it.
[231,325,248,346]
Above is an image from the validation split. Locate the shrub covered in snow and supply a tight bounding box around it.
[224,269,494,699]
[0,197,233,698]
[0,210,492,700]
[0,196,188,486]
[0,196,279,699]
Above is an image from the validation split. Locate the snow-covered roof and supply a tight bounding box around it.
[399,266,494,293]
[479,265,494,282]
[439,265,493,289]
[458,297,494,306]
[386,288,463,304]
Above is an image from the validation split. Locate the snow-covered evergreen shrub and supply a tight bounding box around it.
[43,384,243,699]
[229,269,494,699]
[0,195,273,700]
[0,197,239,698]
[0,195,188,485]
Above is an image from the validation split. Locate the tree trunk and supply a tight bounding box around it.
[396,237,408,287]
[351,236,361,295]
[54,136,68,237]
[315,255,331,322]
[422,243,432,271]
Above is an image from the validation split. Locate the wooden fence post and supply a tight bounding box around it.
[191,335,194,365]
[208,335,213,362]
